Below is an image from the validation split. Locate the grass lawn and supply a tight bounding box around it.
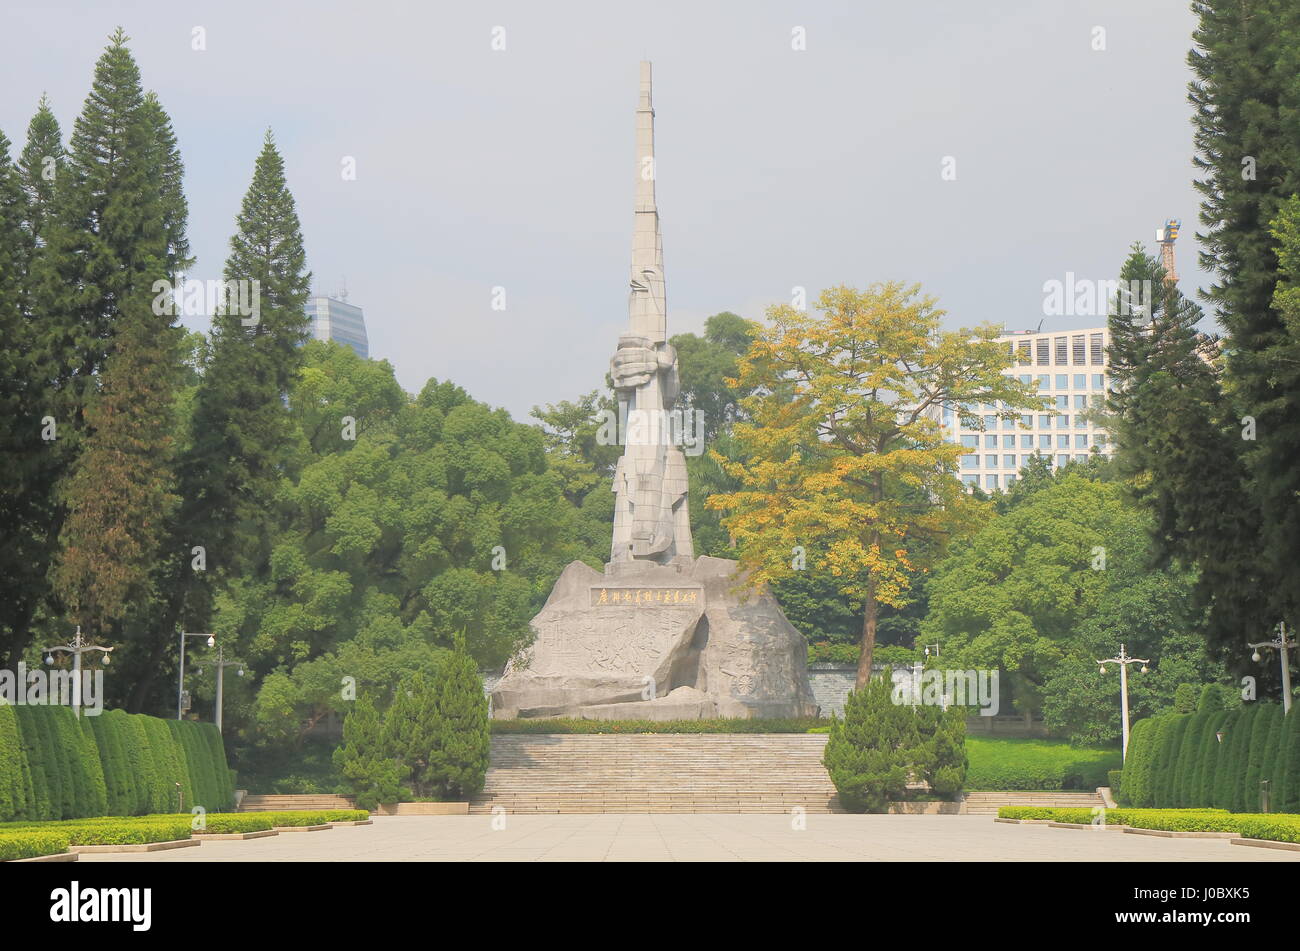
[966,736,1122,791]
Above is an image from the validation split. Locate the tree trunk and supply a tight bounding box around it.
[855,579,878,689]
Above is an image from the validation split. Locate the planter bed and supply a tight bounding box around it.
[70,839,200,854]
[192,830,279,841]
[272,824,331,832]
[1124,828,1237,839]
[11,852,79,863]
[1047,821,1128,831]
[1230,838,1300,852]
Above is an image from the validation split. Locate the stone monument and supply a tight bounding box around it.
[490,63,817,721]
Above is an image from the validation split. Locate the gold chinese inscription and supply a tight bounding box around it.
[591,587,702,607]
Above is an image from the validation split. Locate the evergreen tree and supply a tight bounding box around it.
[1218,704,1254,810]
[184,130,311,582]
[823,674,927,813]
[17,95,64,247]
[1188,0,1300,640]
[0,127,48,667]
[1100,247,1259,661]
[1244,703,1282,812]
[334,695,409,810]
[29,29,189,642]
[427,634,490,800]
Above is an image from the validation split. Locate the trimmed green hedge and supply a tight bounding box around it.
[256,809,369,826]
[0,830,71,861]
[1119,703,1294,812]
[997,805,1300,843]
[0,706,234,822]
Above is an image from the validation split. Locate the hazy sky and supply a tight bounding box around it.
[2,0,1209,420]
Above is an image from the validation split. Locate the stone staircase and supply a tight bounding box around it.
[961,790,1106,816]
[469,734,845,814]
[239,793,357,812]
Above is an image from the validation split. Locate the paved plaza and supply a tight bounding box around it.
[76,815,1300,862]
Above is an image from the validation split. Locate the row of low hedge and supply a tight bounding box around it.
[491,717,826,734]
[1118,702,1296,811]
[0,704,234,821]
[997,806,1300,843]
[0,809,371,859]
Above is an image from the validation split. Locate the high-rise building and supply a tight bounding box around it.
[305,294,369,358]
[939,327,1113,492]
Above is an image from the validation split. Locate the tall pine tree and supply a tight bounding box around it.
[1100,247,1261,664]
[41,29,190,641]
[1188,0,1300,644]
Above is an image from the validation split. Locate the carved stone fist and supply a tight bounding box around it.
[611,335,676,392]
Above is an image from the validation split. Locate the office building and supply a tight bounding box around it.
[306,294,369,359]
[940,327,1112,492]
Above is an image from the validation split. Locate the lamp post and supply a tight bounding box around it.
[1097,643,1149,761]
[1248,622,1296,715]
[42,626,114,719]
[212,644,244,733]
[178,632,214,719]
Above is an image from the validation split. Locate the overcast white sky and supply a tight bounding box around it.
[2,0,1209,420]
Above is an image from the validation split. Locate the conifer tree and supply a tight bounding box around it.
[334,695,409,810]
[1187,0,1300,640]
[17,95,63,247]
[1099,248,1259,658]
[428,634,490,800]
[33,29,190,641]
[0,128,46,666]
[182,131,311,587]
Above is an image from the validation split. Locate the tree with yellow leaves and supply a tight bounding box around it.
[707,283,1046,687]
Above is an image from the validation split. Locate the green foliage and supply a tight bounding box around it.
[0,705,31,821]
[1198,684,1225,712]
[1277,704,1300,813]
[0,830,71,861]
[822,675,964,812]
[1243,703,1281,813]
[0,706,231,822]
[1123,705,1288,813]
[1173,684,1199,714]
[1107,770,1123,796]
[928,471,1220,735]
[1216,706,1253,810]
[426,635,490,799]
[1188,0,1300,645]
[965,737,1119,791]
[1152,716,1189,808]
[334,695,408,810]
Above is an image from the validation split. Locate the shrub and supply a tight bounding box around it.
[335,696,409,810]
[1218,705,1255,810]
[0,705,30,822]
[823,675,926,813]
[199,814,274,834]
[1243,704,1281,812]
[1153,716,1189,808]
[257,809,368,826]
[1107,770,1123,796]
[1173,684,1198,714]
[1236,814,1300,844]
[0,830,71,861]
[427,635,491,800]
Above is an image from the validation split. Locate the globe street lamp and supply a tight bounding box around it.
[42,626,114,719]
[178,632,214,719]
[1097,643,1149,761]
[1247,622,1296,714]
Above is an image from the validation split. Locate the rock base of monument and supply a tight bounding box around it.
[491,555,818,720]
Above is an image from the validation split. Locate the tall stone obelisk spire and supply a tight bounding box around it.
[609,62,693,570]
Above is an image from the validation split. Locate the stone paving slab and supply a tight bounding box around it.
[70,815,1300,863]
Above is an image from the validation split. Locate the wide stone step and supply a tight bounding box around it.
[472,734,843,814]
